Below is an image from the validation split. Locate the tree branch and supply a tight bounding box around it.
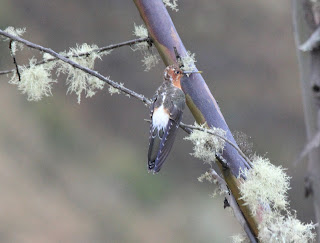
[133,0,259,238]
[0,36,150,76]
[0,29,151,106]
[209,169,257,243]
[1,25,258,241]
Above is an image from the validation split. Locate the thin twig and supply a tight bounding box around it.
[9,40,21,81]
[209,169,258,243]
[0,36,150,76]
[0,29,151,106]
[97,37,150,53]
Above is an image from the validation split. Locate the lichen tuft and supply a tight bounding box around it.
[239,156,290,215]
[9,57,56,101]
[238,155,317,242]
[3,26,26,55]
[132,24,159,71]
[108,82,123,96]
[56,43,109,103]
[184,123,226,165]
[142,54,160,71]
[180,51,197,72]
[231,234,249,243]
[163,0,179,12]
[258,211,317,242]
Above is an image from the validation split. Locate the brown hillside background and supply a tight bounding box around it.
[0,0,311,242]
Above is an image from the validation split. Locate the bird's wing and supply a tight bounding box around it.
[153,103,183,173]
[147,95,159,170]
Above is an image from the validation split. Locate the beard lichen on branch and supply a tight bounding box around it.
[184,123,226,164]
[56,43,111,103]
[9,57,57,101]
[179,51,197,73]
[239,156,317,242]
[131,24,159,71]
[162,0,179,12]
[2,26,26,55]
[0,27,152,105]
[185,122,317,242]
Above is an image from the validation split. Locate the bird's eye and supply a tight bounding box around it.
[174,70,181,74]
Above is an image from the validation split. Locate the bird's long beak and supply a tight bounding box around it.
[182,70,202,74]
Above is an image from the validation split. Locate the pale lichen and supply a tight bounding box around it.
[184,123,226,165]
[3,26,26,38]
[43,53,54,61]
[3,26,26,55]
[198,171,221,199]
[231,234,249,243]
[132,24,149,52]
[163,0,179,12]
[142,53,160,71]
[4,34,121,103]
[56,43,109,103]
[239,156,290,215]
[108,82,123,96]
[9,58,56,101]
[238,156,317,242]
[197,171,213,183]
[258,211,317,243]
[132,24,159,71]
[133,23,148,39]
[180,51,197,72]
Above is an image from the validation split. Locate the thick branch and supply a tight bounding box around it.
[0,37,150,75]
[0,29,151,106]
[133,0,259,238]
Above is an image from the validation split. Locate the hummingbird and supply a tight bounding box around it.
[148,64,199,173]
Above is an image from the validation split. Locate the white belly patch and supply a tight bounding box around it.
[152,105,169,130]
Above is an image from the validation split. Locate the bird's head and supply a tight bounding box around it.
[164,65,183,89]
[164,64,201,89]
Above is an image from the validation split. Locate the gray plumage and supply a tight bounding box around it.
[148,70,185,173]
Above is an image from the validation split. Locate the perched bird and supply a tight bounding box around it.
[148,64,197,173]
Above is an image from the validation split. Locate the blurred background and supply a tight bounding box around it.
[0,0,312,242]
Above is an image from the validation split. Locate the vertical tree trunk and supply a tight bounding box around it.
[292,0,320,240]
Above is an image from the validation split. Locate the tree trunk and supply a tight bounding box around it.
[292,0,320,240]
